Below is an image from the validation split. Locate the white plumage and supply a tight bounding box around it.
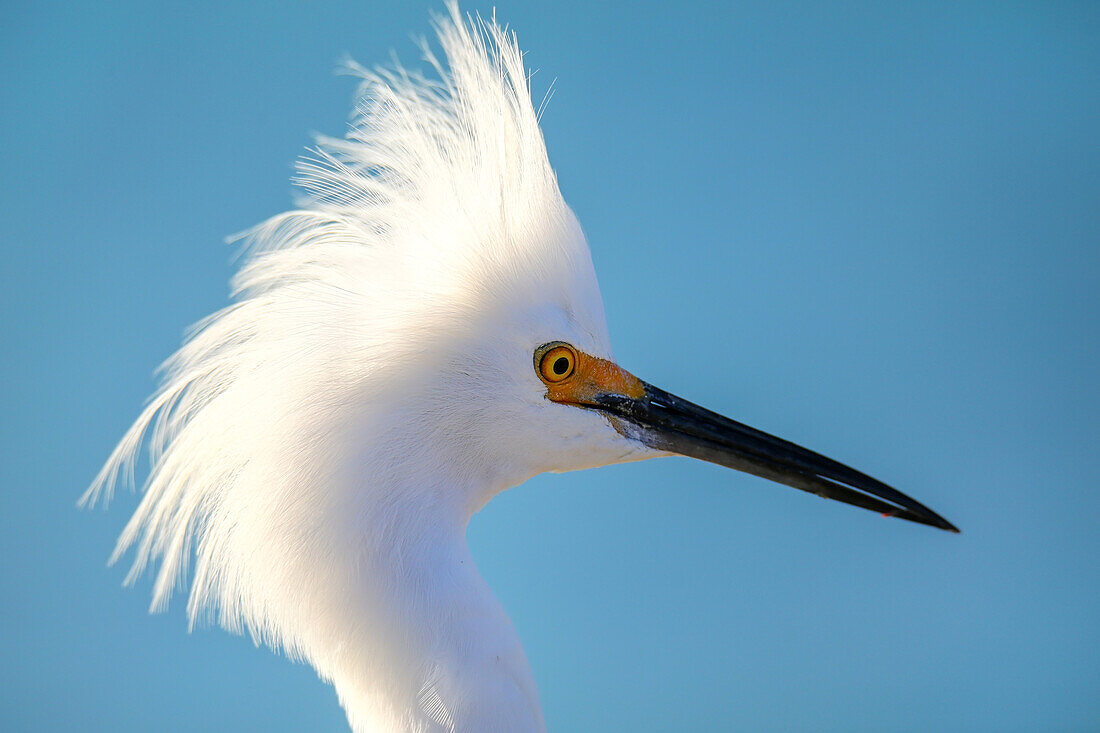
[85,4,957,731]
[85,6,644,731]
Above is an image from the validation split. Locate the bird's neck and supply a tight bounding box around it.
[313,443,545,733]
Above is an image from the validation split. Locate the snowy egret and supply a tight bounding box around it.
[85,5,957,731]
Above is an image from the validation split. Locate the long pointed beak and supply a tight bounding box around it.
[592,381,959,533]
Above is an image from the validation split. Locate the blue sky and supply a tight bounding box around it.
[2,1,1098,730]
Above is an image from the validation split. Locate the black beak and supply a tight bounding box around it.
[594,382,958,532]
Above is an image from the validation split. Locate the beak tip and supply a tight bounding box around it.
[882,510,959,533]
[931,514,961,534]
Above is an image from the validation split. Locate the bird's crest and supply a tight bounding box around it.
[82,2,580,644]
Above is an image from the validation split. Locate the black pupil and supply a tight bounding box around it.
[552,356,570,376]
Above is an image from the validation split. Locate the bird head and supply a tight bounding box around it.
[83,2,954,665]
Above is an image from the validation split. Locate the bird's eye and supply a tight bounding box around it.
[536,343,576,383]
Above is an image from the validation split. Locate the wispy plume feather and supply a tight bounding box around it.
[83,1,563,628]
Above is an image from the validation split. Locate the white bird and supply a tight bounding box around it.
[84,5,956,732]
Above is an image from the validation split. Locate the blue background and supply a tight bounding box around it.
[3,1,1098,730]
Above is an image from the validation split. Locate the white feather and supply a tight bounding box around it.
[85,4,652,731]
